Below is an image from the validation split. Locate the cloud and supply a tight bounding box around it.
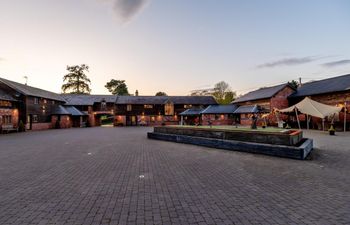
[321,59,350,67]
[257,56,320,68]
[0,57,4,61]
[107,0,150,23]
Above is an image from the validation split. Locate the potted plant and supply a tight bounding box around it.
[328,124,335,135]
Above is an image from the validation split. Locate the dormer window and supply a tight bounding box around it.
[165,102,174,115]
[101,101,107,110]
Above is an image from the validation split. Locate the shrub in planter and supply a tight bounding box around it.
[328,124,335,135]
[18,120,25,132]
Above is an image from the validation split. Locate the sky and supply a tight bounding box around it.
[0,0,350,95]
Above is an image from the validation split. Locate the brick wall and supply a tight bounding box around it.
[31,123,52,130]
[51,115,72,129]
[201,114,235,126]
[0,108,18,128]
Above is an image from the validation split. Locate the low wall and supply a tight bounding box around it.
[147,132,313,160]
[154,126,303,146]
[31,123,52,131]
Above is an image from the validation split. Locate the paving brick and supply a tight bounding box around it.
[0,128,349,224]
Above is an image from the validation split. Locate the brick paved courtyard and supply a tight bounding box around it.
[0,127,349,225]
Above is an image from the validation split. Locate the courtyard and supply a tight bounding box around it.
[0,127,349,225]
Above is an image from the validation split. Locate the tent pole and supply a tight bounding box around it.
[181,116,183,125]
[322,118,325,131]
[306,114,309,130]
[345,102,347,132]
[295,108,301,130]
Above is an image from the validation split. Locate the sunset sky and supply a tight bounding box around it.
[0,0,349,95]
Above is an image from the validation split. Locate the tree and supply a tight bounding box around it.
[288,80,299,89]
[61,64,91,94]
[105,79,129,95]
[155,91,167,96]
[222,91,236,104]
[212,81,236,104]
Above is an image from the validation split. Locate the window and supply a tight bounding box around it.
[127,105,132,111]
[34,98,39,104]
[164,103,174,115]
[52,100,55,105]
[2,115,12,124]
[43,99,47,104]
[184,104,192,109]
[32,115,38,123]
[144,105,153,109]
[101,101,107,110]
[0,100,12,107]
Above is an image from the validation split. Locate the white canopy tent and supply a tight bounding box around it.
[277,97,342,130]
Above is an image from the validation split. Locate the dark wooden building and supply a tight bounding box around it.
[62,95,117,127]
[0,78,66,130]
[0,88,18,132]
[114,96,217,126]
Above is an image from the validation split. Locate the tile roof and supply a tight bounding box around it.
[62,94,118,105]
[52,105,71,115]
[168,96,217,105]
[201,104,239,114]
[290,74,350,98]
[233,105,260,114]
[64,106,87,116]
[0,89,17,101]
[232,83,293,104]
[0,77,65,102]
[179,108,204,116]
[116,96,168,105]
[116,96,217,105]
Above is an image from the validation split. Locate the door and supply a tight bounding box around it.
[27,115,32,130]
[126,116,137,126]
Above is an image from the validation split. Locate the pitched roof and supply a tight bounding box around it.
[201,104,239,114]
[116,96,168,105]
[168,96,217,105]
[179,108,204,116]
[62,94,118,105]
[290,74,350,98]
[52,105,71,115]
[64,106,87,116]
[232,83,293,104]
[0,77,65,102]
[115,96,217,105]
[233,105,260,114]
[0,89,17,101]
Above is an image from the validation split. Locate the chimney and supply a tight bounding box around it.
[298,77,302,87]
[24,76,28,85]
[135,90,139,96]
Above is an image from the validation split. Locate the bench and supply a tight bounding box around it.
[1,124,18,134]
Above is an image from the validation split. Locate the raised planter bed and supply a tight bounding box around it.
[153,126,303,146]
[148,126,313,160]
